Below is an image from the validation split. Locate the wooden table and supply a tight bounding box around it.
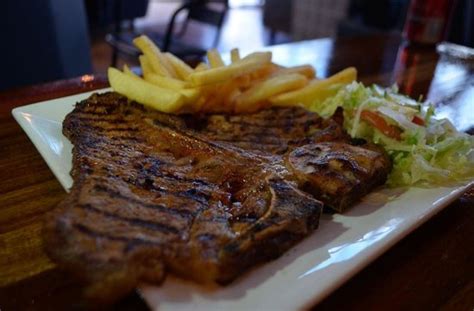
[1,35,473,310]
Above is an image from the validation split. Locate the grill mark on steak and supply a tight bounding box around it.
[286,143,391,211]
[74,223,161,247]
[132,159,216,189]
[175,188,212,205]
[188,109,350,156]
[122,174,213,208]
[150,119,233,153]
[72,116,125,123]
[76,110,119,116]
[109,136,143,142]
[92,126,140,132]
[77,125,140,133]
[77,204,181,235]
[109,167,217,211]
[212,136,288,144]
[93,184,196,219]
[86,149,217,213]
[45,92,390,303]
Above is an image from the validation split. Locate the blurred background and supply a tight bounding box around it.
[1,0,472,92]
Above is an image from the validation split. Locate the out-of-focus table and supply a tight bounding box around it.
[0,35,473,310]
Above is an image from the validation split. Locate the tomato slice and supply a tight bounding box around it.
[360,110,402,140]
[412,115,425,126]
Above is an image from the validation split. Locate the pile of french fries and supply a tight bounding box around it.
[108,35,357,114]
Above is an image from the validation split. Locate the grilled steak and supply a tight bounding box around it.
[287,143,391,211]
[178,109,390,212]
[44,92,390,302]
[179,107,349,155]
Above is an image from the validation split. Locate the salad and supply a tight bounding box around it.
[309,82,474,186]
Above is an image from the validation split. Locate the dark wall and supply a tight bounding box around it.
[448,0,474,47]
[0,0,92,91]
[341,0,474,47]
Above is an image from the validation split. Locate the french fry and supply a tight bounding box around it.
[144,72,188,90]
[193,91,210,112]
[234,74,251,89]
[194,62,210,72]
[274,65,316,79]
[226,88,241,107]
[230,48,240,63]
[165,52,193,80]
[140,54,192,90]
[123,64,137,77]
[181,88,200,104]
[133,35,175,78]
[201,79,240,112]
[270,67,357,107]
[248,64,278,81]
[157,52,179,78]
[139,64,198,102]
[110,38,359,114]
[188,53,272,86]
[108,67,184,113]
[139,55,154,77]
[241,51,272,63]
[199,88,220,112]
[235,73,308,112]
[207,49,225,68]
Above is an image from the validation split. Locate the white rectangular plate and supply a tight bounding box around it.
[12,89,473,311]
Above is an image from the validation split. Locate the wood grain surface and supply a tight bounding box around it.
[0,35,473,310]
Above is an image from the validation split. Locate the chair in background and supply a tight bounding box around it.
[106,0,228,66]
[263,0,292,45]
[338,0,409,38]
[85,0,149,30]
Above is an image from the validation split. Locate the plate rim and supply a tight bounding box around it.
[11,88,111,191]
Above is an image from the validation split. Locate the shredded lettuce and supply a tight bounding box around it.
[308,82,474,186]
